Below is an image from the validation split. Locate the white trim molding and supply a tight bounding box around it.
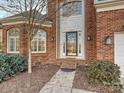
[94,0,117,4]
[31,51,46,54]
[2,21,52,27]
[94,0,124,12]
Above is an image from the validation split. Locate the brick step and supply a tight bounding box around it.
[60,61,77,70]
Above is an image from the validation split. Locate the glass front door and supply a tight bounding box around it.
[66,32,77,56]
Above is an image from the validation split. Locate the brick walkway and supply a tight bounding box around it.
[39,69,96,93]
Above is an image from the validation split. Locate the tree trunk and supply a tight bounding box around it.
[28,40,32,73]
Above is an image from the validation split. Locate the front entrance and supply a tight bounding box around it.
[59,31,85,59]
[66,32,77,56]
[58,0,85,59]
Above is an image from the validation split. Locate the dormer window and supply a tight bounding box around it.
[60,1,82,17]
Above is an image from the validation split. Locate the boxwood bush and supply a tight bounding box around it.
[86,60,123,92]
[0,54,28,82]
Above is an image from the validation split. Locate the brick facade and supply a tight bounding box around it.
[1,0,97,65]
[85,0,96,62]
[2,24,52,65]
[96,9,124,62]
[2,0,124,66]
[47,0,97,64]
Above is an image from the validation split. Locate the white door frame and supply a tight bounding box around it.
[114,32,124,78]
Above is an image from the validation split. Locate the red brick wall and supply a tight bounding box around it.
[2,24,52,65]
[47,0,97,64]
[2,0,97,65]
[32,0,97,64]
[96,9,124,62]
[85,0,97,62]
[47,0,57,63]
[2,1,124,65]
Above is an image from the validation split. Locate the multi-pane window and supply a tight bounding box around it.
[60,1,82,17]
[31,30,46,53]
[8,28,19,53]
[75,2,82,15]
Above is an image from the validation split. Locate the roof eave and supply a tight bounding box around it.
[94,1,124,12]
[2,20,52,27]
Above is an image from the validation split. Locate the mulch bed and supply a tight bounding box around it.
[73,65,117,93]
[0,64,59,93]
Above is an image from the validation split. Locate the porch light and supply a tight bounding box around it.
[105,36,113,45]
[51,36,55,42]
[87,35,92,41]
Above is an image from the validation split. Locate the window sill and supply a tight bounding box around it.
[31,52,46,54]
[7,52,20,54]
[60,15,83,19]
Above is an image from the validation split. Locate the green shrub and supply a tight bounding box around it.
[0,54,7,62]
[0,54,28,82]
[86,60,123,92]
[10,54,28,73]
[6,55,16,76]
[0,54,12,81]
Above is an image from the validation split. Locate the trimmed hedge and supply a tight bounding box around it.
[86,60,123,93]
[0,54,28,82]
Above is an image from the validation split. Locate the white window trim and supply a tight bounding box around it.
[31,31,46,53]
[95,1,124,12]
[7,29,20,54]
[60,15,82,19]
[32,51,46,53]
[94,0,117,4]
